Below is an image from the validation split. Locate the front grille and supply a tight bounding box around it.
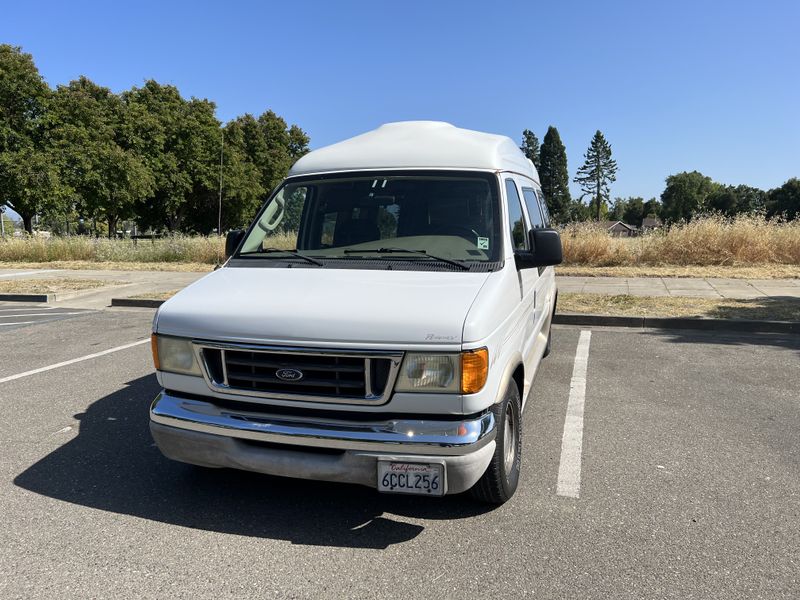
[195,343,402,405]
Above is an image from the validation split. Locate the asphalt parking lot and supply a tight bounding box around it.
[1,306,798,599]
[0,303,95,331]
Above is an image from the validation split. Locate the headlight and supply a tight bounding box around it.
[395,348,488,394]
[151,334,201,376]
[396,353,459,392]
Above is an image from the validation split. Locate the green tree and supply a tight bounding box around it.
[0,148,63,233]
[610,196,646,225]
[255,110,310,192]
[766,178,800,220]
[50,77,154,237]
[519,129,540,170]
[705,186,738,216]
[223,110,309,224]
[0,45,48,150]
[574,130,618,222]
[288,124,311,162]
[587,196,610,221]
[706,184,766,216]
[199,110,309,234]
[0,44,65,233]
[623,197,644,226]
[610,197,627,221]
[538,126,572,223]
[183,122,264,233]
[660,171,718,222]
[124,81,220,232]
[642,197,662,219]
[567,199,591,221]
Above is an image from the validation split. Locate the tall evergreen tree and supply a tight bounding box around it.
[519,129,540,170]
[538,126,572,223]
[574,130,618,221]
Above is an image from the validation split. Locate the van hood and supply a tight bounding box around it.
[155,266,491,347]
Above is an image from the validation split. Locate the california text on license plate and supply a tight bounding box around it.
[377,462,445,496]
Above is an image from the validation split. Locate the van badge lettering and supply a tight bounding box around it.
[425,334,457,341]
[275,368,304,381]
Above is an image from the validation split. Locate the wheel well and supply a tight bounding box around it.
[511,363,524,397]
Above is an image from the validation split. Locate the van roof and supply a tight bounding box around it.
[288,121,539,183]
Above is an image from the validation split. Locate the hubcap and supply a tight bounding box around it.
[503,402,517,474]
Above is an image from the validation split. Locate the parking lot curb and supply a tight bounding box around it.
[111,298,164,308]
[0,293,53,303]
[554,313,799,333]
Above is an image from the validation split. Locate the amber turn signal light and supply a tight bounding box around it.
[461,348,488,394]
[151,333,160,370]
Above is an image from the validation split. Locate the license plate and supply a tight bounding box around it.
[377,462,445,496]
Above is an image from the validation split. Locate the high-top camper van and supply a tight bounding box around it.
[149,121,562,503]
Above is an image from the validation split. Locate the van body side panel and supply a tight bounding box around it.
[461,267,526,413]
[461,172,554,411]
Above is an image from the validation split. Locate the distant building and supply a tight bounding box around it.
[641,216,663,231]
[599,220,637,237]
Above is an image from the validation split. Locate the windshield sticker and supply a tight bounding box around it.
[477,237,489,250]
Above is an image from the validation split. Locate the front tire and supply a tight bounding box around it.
[469,380,522,504]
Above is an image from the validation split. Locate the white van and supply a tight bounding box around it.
[149,121,561,504]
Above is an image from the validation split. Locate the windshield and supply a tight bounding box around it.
[237,171,502,268]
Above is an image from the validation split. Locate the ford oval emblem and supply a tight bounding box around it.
[275,368,304,382]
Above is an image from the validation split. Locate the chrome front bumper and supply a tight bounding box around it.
[149,391,497,494]
[150,391,495,455]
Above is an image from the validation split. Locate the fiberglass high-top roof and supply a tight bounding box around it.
[288,121,538,182]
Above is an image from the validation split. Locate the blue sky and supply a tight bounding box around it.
[2,0,799,214]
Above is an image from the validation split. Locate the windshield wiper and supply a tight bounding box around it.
[343,248,469,271]
[239,247,324,266]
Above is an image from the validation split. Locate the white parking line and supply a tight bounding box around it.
[0,339,150,383]
[0,270,61,278]
[0,306,55,311]
[0,312,85,319]
[557,330,592,499]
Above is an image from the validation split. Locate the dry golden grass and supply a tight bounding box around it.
[557,264,800,279]
[0,234,227,264]
[0,232,298,265]
[130,289,179,301]
[0,278,120,294]
[561,215,800,267]
[560,293,800,321]
[0,260,214,272]
[2,217,798,278]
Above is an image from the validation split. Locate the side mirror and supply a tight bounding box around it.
[514,228,563,269]
[225,229,245,259]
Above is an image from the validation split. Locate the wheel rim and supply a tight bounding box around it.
[503,402,517,474]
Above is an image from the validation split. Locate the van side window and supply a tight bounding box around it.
[505,179,528,250]
[521,188,545,229]
[535,187,551,226]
